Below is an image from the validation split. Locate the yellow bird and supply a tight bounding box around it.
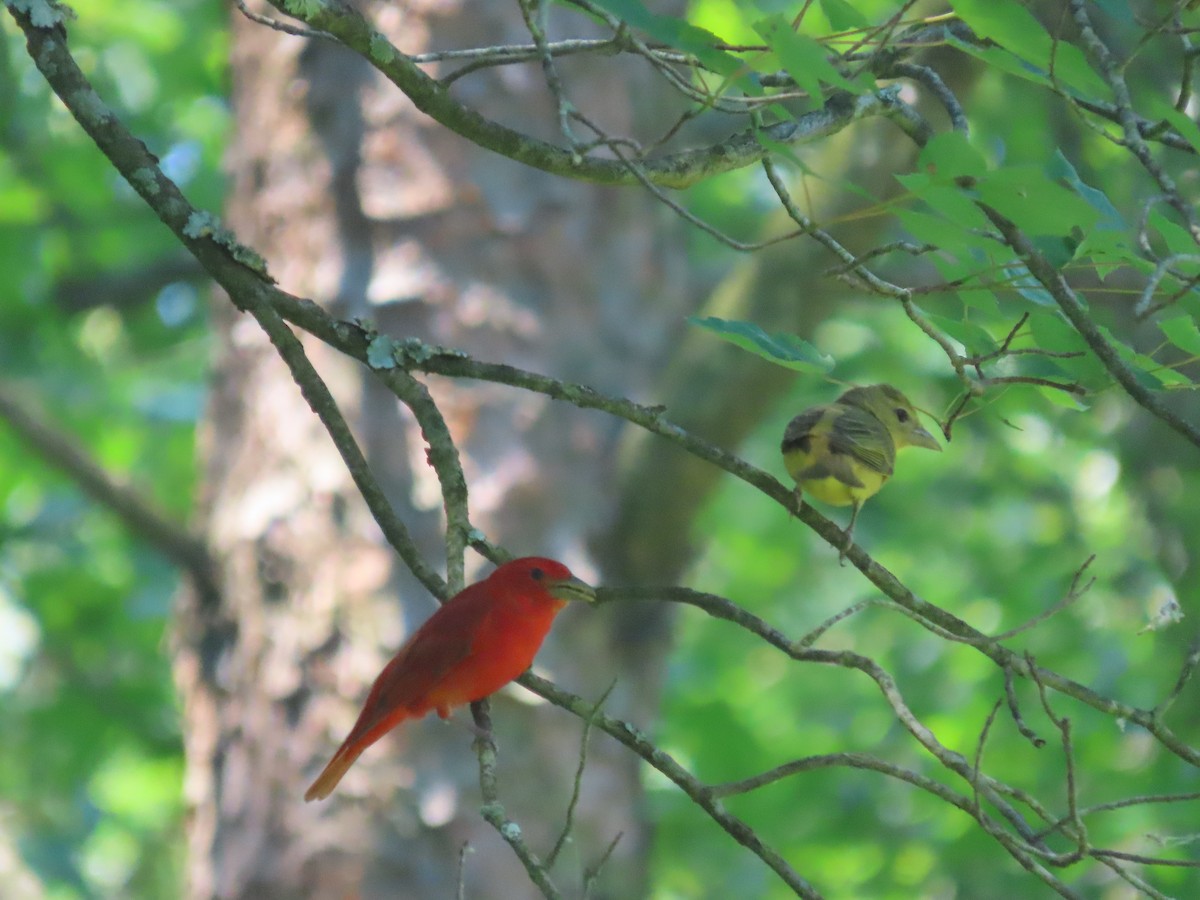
[781,384,942,561]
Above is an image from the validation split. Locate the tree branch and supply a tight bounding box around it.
[0,383,218,599]
[518,672,823,899]
[262,0,914,189]
[979,203,1200,450]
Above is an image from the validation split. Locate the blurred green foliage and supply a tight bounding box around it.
[647,1,1200,897]
[654,305,1197,898]
[0,1,225,896]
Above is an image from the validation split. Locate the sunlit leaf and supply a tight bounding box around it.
[1148,210,1198,257]
[817,0,870,33]
[687,316,834,373]
[950,0,1110,97]
[1003,261,1056,307]
[924,310,999,355]
[1158,315,1200,356]
[917,131,987,181]
[753,14,865,100]
[1099,325,1190,388]
[977,167,1100,236]
[588,0,749,81]
[1046,150,1125,233]
[1147,100,1200,156]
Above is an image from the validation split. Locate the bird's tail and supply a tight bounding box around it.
[304,741,364,802]
[304,707,412,802]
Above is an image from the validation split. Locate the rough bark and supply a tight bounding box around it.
[176,2,690,897]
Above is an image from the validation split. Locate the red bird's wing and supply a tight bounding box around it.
[345,585,498,741]
[375,607,489,715]
[303,591,495,802]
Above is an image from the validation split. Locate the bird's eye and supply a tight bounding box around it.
[895,408,910,423]
[530,567,545,581]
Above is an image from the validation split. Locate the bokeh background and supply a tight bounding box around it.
[2,1,1197,898]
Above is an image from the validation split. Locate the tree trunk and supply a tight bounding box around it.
[175,3,691,897]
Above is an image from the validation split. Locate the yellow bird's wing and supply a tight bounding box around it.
[781,407,829,458]
[827,405,895,476]
[783,405,888,490]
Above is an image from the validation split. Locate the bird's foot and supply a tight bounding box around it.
[838,531,854,567]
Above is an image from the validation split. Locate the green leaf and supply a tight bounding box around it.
[925,311,999,355]
[1003,261,1056,307]
[818,0,870,32]
[918,131,988,181]
[1159,316,1200,356]
[896,209,996,259]
[977,167,1100,236]
[1072,228,1135,279]
[947,36,1056,90]
[903,183,992,231]
[1027,312,1109,388]
[1031,235,1077,269]
[895,209,965,249]
[1149,210,1197,257]
[588,0,748,80]
[1147,100,1200,155]
[1037,385,1091,410]
[1045,150,1125,233]
[1098,325,1190,389]
[753,15,863,100]
[1029,311,1087,354]
[959,289,1000,313]
[895,171,931,194]
[687,316,834,373]
[950,0,1109,98]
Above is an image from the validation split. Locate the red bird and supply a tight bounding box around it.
[304,557,596,802]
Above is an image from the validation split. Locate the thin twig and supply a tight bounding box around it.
[519,671,824,900]
[240,303,451,599]
[1004,665,1046,748]
[1027,654,1087,866]
[1069,0,1198,236]
[1091,849,1200,868]
[980,203,1200,451]
[233,0,333,40]
[471,700,562,899]
[518,0,578,147]
[712,751,972,812]
[761,152,913,298]
[581,831,623,899]
[546,680,618,867]
[1133,253,1200,317]
[1153,632,1200,721]
[1035,791,1200,841]
[372,362,471,593]
[993,555,1097,641]
[794,598,885,649]
[456,842,472,900]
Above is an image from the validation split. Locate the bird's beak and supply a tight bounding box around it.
[911,426,942,451]
[547,575,597,604]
